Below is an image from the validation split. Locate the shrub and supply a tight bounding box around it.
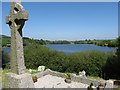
[2,50,10,69]
[24,44,111,78]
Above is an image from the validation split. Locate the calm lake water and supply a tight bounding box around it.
[3,44,116,54]
[47,44,116,53]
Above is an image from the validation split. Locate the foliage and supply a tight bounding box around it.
[74,40,93,44]
[87,76,103,80]
[2,35,119,79]
[116,36,120,58]
[67,50,109,77]
[2,35,117,47]
[2,69,11,73]
[0,49,2,68]
[116,85,120,90]
[103,36,120,79]
[28,69,38,74]
[93,39,117,47]
[0,69,2,83]
[50,40,71,44]
[23,38,47,46]
[24,44,67,72]
[2,35,11,47]
[74,39,117,47]
[1,35,47,47]
[24,43,112,78]
[65,73,71,79]
[2,50,10,69]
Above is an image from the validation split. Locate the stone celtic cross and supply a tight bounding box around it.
[6,1,28,75]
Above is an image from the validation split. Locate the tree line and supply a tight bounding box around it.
[2,35,117,47]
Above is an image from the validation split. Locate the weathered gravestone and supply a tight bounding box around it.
[3,1,34,88]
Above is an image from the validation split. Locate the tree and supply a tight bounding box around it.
[103,36,120,79]
[2,51,10,69]
[116,36,120,58]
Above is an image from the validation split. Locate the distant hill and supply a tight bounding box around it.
[1,35,117,47]
[2,35,11,47]
[1,35,47,47]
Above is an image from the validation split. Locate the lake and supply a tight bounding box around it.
[3,44,116,54]
[47,44,116,53]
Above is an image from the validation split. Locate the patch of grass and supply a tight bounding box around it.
[26,69,39,74]
[87,76,103,80]
[114,85,120,90]
[2,69,11,83]
[0,69,2,83]
[30,70,38,74]
[2,69,11,73]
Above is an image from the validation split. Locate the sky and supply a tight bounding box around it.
[2,2,118,40]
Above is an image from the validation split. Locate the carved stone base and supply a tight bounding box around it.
[3,73,34,88]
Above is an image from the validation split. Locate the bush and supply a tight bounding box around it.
[67,50,109,77]
[2,50,10,69]
[24,44,111,78]
[103,36,120,79]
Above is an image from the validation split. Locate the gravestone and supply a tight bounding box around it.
[3,1,34,88]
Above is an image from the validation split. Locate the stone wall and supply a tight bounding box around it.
[32,69,113,88]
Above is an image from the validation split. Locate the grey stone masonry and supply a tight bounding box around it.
[3,73,34,88]
[6,1,28,75]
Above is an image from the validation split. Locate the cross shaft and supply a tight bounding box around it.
[6,2,28,75]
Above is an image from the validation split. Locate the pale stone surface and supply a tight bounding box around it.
[34,74,89,88]
[105,80,113,89]
[3,73,34,88]
[45,69,66,78]
[38,66,45,72]
[79,70,86,77]
[99,80,106,86]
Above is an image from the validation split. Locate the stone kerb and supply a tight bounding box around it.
[81,77,100,87]
[46,69,66,78]
[32,69,66,78]
[32,70,49,78]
